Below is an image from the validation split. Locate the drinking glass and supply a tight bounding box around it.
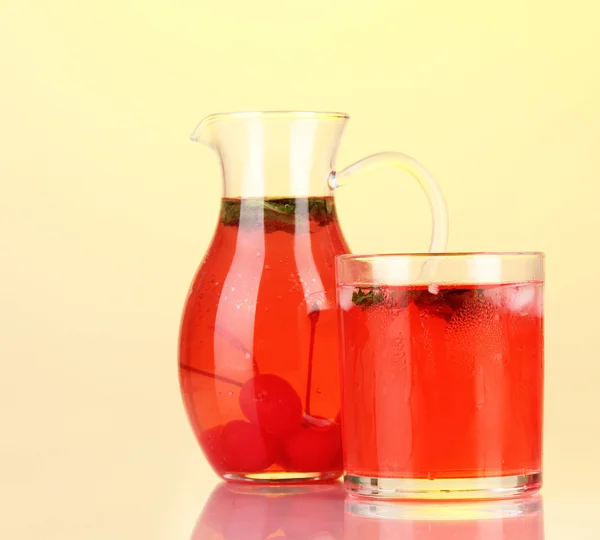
[336,252,544,500]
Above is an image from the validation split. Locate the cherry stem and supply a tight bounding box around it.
[179,364,244,388]
[305,308,320,416]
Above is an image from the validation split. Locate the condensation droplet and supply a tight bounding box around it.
[256,251,261,257]
[265,264,270,270]
[244,298,248,302]
[235,304,241,309]
[245,352,251,359]
[277,295,282,300]
[227,391,233,397]
[316,388,322,394]
[231,286,236,291]
[224,296,228,300]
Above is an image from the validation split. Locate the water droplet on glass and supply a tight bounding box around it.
[265,264,270,270]
[245,352,251,359]
[224,296,228,300]
[316,388,322,394]
[256,252,261,257]
[244,298,248,302]
[231,286,235,291]
[277,295,282,300]
[235,304,241,309]
[227,391,233,397]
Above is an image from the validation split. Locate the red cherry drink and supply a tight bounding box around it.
[179,197,347,482]
[339,282,544,484]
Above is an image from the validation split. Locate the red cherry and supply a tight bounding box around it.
[199,424,226,472]
[221,420,279,472]
[283,418,342,472]
[239,374,302,437]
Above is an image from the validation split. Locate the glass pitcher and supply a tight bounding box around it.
[178,111,448,483]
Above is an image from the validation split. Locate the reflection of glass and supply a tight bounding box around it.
[179,111,449,483]
[191,482,345,539]
[344,496,544,539]
[336,253,544,500]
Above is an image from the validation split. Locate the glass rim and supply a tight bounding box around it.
[337,251,544,262]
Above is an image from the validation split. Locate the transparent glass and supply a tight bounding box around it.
[336,252,544,499]
[179,111,448,483]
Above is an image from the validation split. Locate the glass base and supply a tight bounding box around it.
[223,471,341,484]
[345,472,541,500]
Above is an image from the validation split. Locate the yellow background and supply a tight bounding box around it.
[1,0,599,538]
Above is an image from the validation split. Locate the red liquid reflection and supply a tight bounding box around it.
[190,483,543,539]
[345,496,544,540]
[191,482,345,540]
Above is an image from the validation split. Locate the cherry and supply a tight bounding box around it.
[199,424,227,472]
[221,419,279,472]
[283,418,342,472]
[239,374,303,437]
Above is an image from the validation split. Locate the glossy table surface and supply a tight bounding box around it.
[11,473,598,539]
[189,482,596,540]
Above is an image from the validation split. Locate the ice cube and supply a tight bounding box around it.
[506,285,535,315]
[428,283,440,295]
[339,286,355,311]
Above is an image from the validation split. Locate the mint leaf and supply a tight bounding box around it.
[220,198,335,229]
[351,288,384,308]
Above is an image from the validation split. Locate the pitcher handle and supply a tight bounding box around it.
[329,152,448,253]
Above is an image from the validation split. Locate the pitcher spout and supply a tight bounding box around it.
[190,114,219,148]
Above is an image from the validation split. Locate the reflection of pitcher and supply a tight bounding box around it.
[191,483,345,539]
[178,111,448,482]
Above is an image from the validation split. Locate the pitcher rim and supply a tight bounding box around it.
[200,110,350,122]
